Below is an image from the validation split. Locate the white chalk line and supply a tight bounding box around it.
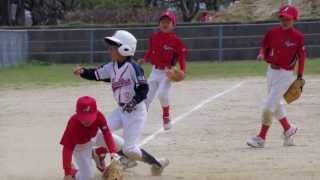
[139,81,245,146]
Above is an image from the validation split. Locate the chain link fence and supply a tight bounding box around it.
[1,20,320,68]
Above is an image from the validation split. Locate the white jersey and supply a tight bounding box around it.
[94,59,146,104]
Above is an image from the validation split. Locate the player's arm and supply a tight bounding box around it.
[297,35,306,79]
[98,112,117,154]
[258,29,272,61]
[140,34,154,64]
[60,120,77,178]
[62,145,76,177]
[74,64,112,82]
[132,65,149,103]
[123,63,149,113]
[174,38,188,72]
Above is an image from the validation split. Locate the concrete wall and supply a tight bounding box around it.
[0,30,28,68]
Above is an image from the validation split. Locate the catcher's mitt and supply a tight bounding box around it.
[283,78,305,104]
[166,68,185,82]
[102,159,123,180]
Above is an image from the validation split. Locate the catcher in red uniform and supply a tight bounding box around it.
[139,10,188,130]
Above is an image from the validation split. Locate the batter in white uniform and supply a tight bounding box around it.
[74,30,169,176]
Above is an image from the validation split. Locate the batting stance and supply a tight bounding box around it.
[74,30,169,175]
[247,5,306,148]
[139,11,188,130]
[60,96,118,180]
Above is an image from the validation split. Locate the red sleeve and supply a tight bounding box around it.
[98,112,117,153]
[259,29,272,57]
[143,34,153,61]
[297,35,306,76]
[60,118,76,175]
[62,145,75,176]
[174,37,188,72]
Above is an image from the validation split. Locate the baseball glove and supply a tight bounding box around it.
[102,159,123,180]
[283,78,305,104]
[166,68,185,82]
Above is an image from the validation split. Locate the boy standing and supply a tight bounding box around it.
[247,5,306,148]
[140,11,188,130]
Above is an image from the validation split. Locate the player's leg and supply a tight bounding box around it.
[274,101,297,146]
[122,103,169,175]
[92,108,123,172]
[74,143,95,180]
[94,132,138,170]
[93,132,126,171]
[121,102,146,160]
[157,75,172,130]
[247,67,276,148]
[146,80,159,109]
[248,67,294,148]
[145,68,160,109]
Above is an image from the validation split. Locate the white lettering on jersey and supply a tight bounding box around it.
[163,44,173,50]
[96,62,139,104]
[284,40,297,47]
[111,78,131,91]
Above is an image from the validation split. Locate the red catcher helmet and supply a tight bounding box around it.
[279,5,299,21]
[159,11,176,25]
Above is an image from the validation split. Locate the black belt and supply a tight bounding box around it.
[154,65,166,70]
[270,64,281,70]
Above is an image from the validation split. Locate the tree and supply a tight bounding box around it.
[0,0,10,25]
[25,0,65,25]
[178,0,200,22]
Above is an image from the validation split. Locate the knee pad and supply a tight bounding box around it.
[123,147,142,161]
[262,108,273,126]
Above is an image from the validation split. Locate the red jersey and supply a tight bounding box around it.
[259,26,306,75]
[144,31,188,72]
[60,111,116,175]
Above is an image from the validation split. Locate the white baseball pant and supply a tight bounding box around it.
[104,102,147,160]
[262,65,294,124]
[145,66,171,108]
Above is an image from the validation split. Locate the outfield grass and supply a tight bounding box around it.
[0,59,319,88]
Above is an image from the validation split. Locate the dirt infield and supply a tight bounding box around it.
[0,77,319,180]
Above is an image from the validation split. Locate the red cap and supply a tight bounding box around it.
[76,96,98,123]
[159,11,176,25]
[278,5,299,21]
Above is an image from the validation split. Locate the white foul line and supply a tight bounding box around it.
[139,81,245,146]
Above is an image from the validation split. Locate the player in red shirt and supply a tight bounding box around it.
[60,96,118,180]
[247,5,306,148]
[139,10,188,130]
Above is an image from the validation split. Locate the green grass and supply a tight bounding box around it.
[0,59,319,88]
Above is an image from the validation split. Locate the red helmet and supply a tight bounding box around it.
[278,5,299,20]
[159,10,176,25]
